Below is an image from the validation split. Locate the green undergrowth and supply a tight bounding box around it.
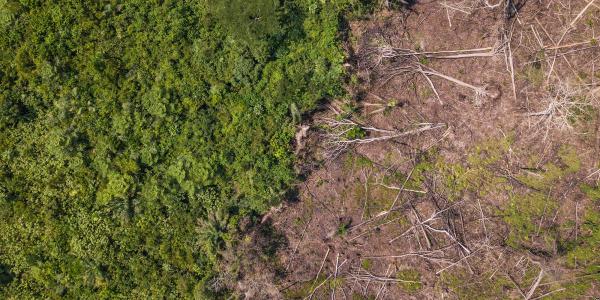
[352,179,398,218]
[435,136,512,201]
[440,271,513,299]
[283,278,316,299]
[541,277,600,300]
[440,263,541,299]
[396,269,422,293]
[339,136,598,298]
[345,139,593,262]
[348,155,427,219]
[565,184,600,271]
[515,145,581,191]
[504,191,558,248]
[521,215,600,300]
[360,258,373,270]
[343,152,375,171]
[283,275,346,299]
[505,145,581,248]
[522,53,545,87]
[436,142,600,298]
[351,293,376,300]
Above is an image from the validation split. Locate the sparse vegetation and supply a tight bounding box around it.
[440,271,513,299]
[396,269,422,293]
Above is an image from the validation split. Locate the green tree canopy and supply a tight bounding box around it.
[0,0,360,298]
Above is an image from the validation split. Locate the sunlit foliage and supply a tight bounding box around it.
[0,0,363,297]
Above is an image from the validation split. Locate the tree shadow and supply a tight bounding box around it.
[0,263,14,287]
[388,0,418,10]
[505,0,528,19]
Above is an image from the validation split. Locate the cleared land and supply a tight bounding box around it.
[239,1,600,299]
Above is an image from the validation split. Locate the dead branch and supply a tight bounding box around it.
[305,274,333,300]
[388,200,464,243]
[309,247,330,297]
[435,246,483,275]
[525,266,544,300]
[530,288,566,300]
[385,166,416,218]
[523,82,595,134]
[364,246,456,265]
[362,40,499,105]
[349,268,420,284]
[375,181,427,194]
[322,118,445,159]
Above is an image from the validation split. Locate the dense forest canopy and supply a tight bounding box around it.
[0,0,371,297]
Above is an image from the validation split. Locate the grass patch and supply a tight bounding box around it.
[343,153,374,172]
[505,145,581,248]
[504,191,558,248]
[516,145,580,191]
[361,258,373,270]
[522,51,545,86]
[436,137,512,200]
[396,269,422,293]
[351,293,375,300]
[284,276,346,299]
[440,271,512,299]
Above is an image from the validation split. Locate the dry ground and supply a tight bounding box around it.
[237,1,600,299]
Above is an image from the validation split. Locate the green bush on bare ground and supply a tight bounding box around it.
[396,269,422,293]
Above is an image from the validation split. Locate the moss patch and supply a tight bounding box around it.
[396,269,422,293]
